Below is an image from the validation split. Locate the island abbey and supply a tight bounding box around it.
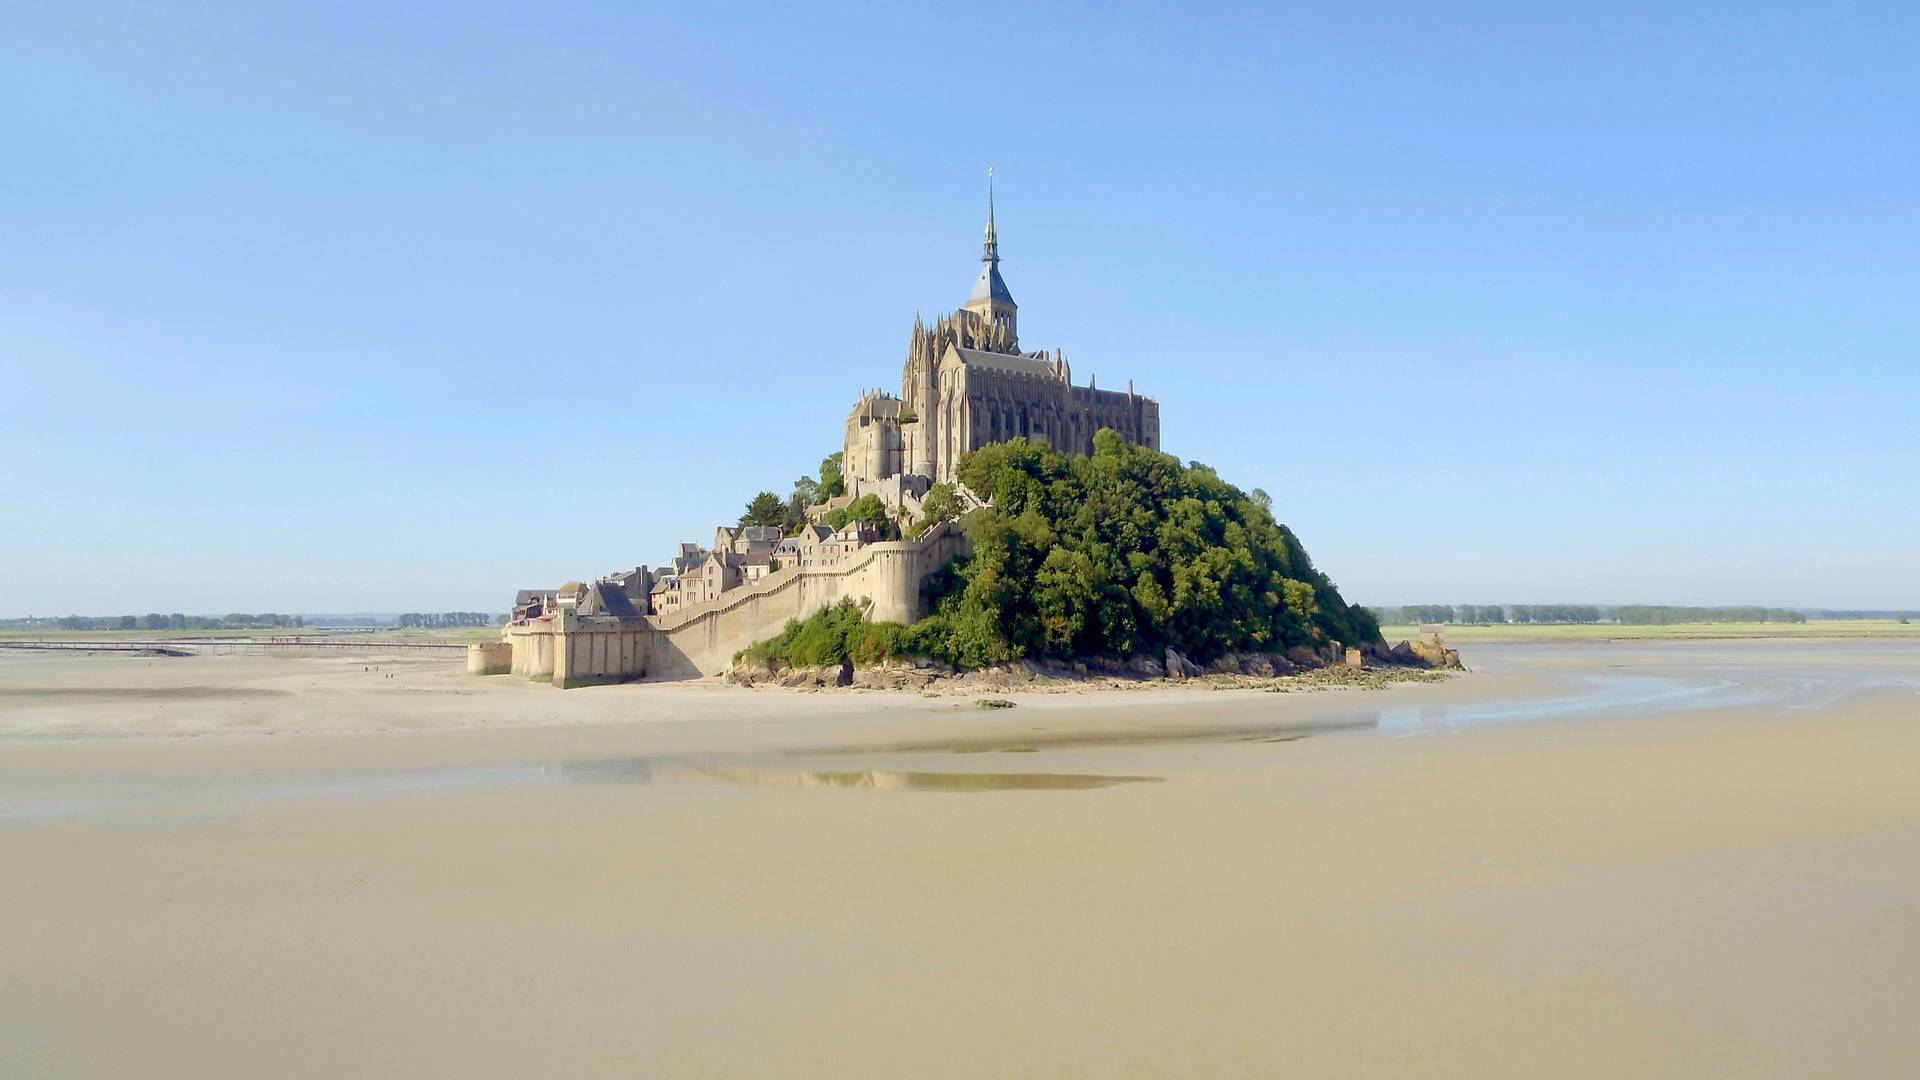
[843,183,1160,501]
[487,185,1162,685]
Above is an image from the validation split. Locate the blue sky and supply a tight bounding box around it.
[3,2,1915,615]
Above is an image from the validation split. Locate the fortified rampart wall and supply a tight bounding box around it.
[502,521,970,687]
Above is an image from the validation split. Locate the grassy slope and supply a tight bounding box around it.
[1378,620,1920,642]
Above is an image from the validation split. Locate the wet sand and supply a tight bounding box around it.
[2,642,1918,1076]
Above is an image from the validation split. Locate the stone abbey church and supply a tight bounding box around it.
[842,187,1160,502]
[489,185,1167,685]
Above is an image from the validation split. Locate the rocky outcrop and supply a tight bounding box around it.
[1408,637,1462,669]
[849,658,955,691]
[728,659,853,688]
[727,635,1457,691]
[1373,636,1461,670]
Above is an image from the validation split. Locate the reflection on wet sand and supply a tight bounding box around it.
[561,757,1158,792]
[0,758,1161,825]
[702,767,1159,792]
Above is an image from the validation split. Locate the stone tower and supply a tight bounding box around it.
[902,313,939,476]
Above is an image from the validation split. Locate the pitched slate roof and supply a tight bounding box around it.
[950,345,1056,379]
[966,261,1015,306]
[584,581,639,618]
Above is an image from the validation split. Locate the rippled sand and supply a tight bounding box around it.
[2,642,1917,1076]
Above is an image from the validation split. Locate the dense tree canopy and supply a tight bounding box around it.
[736,434,1377,671]
[901,433,1377,666]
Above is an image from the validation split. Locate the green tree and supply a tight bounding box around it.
[846,493,889,528]
[817,452,846,501]
[739,491,784,528]
[785,476,819,530]
[918,482,963,528]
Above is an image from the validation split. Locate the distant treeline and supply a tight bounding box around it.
[2,613,306,631]
[1372,605,1807,625]
[1614,606,1805,625]
[0,611,507,632]
[394,612,501,628]
[1376,605,1600,625]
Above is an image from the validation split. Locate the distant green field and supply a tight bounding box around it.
[1378,620,1920,642]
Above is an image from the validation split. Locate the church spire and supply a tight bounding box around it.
[963,166,1017,350]
[983,165,999,266]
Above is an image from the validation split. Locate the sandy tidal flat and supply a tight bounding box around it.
[2,641,1918,1077]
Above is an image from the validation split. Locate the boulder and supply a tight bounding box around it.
[1284,645,1322,669]
[1164,647,1194,680]
[1128,655,1165,679]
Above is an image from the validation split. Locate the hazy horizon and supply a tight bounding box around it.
[6,3,1916,613]
[9,603,1919,626]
